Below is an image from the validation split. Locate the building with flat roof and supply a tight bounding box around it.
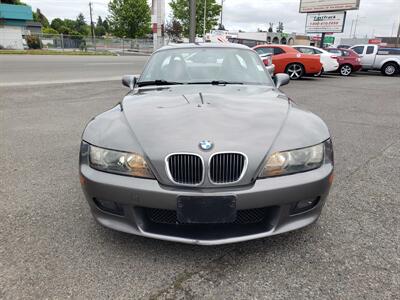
[0,3,35,49]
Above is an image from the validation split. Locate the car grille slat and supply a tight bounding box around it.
[167,154,203,185]
[210,153,246,184]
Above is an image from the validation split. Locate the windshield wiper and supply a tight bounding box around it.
[187,80,244,85]
[137,80,183,87]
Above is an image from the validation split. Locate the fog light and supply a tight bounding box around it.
[93,198,124,216]
[290,197,320,215]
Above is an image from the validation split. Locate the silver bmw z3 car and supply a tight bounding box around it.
[79,43,334,245]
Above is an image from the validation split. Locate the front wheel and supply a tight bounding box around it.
[286,63,304,80]
[339,64,352,76]
[381,62,399,76]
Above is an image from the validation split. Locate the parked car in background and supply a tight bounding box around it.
[335,44,351,49]
[257,52,275,76]
[293,45,339,75]
[350,44,400,76]
[325,48,362,76]
[253,45,322,80]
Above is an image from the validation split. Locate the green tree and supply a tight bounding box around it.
[34,9,49,27]
[97,16,103,26]
[103,19,110,33]
[103,19,110,32]
[169,0,221,37]
[108,0,150,38]
[50,18,64,32]
[75,13,89,35]
[95,16,106,36]
[277,21,284,33]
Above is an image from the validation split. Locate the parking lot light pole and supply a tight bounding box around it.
[320,32,325,48]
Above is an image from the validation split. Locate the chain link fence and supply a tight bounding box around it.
[18,33,154,55]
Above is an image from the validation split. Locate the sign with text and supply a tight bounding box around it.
[300,0,360,13]
[306,11,346,33]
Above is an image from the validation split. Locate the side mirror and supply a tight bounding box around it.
[274,73,290,88]
[122,75,138,90]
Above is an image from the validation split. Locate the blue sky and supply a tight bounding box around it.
[24,0,400,37]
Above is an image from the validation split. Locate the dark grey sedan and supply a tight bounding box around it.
[79,43,334,245]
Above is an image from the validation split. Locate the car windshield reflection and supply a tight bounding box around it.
[138,47,272,86]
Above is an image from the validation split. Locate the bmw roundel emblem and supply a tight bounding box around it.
[199,140,213,151]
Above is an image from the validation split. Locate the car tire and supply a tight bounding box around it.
[381,62,399,76]
[285,63,304,80]
[314,68,324,77]
[339,64,352,76]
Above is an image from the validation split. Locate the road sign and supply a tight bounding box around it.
[306,11,346,33]
[300,0,360,13]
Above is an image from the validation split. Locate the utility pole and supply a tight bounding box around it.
[152,0,157,51]
[219,0,224,29]
[396,19,400,47]
[151,0,165,51]
[203,0,207,41]
[89,2,96,51]
[189,0,196,43]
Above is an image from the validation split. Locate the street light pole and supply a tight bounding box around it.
[349,19,354,38]
[353,14,359,38]
[189,0,196,43]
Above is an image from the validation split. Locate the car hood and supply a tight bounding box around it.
[121,85,289,185]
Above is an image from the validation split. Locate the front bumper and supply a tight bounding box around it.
[352,64,362,72]
[80,162,333,245]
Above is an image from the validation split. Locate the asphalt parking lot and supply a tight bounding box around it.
[1,56,399,299]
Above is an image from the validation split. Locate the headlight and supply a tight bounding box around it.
[89,145,155,179]
[258,141,331,178]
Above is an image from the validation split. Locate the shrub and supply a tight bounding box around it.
[26,35,42,49]
[0,44,4,50]
[42,27,59,35]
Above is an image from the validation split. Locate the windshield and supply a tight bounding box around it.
[139,47,273,86]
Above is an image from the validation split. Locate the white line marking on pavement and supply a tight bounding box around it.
[0,77,121,87]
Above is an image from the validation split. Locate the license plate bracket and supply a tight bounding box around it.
[177,196,236,224]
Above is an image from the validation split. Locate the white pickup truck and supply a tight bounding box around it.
[350,44,400,76]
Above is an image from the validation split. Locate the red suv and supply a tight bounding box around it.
[325,48,362,76]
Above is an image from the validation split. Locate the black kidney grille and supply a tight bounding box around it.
[210,153,246,183]
[167,154,203,185]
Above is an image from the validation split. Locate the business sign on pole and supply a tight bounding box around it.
[368,38,382,44]
[299,0,360,13]
[305,11,346,33]
[311,35,335,43]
